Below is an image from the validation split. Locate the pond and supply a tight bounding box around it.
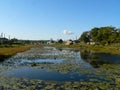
[1,67,108,82]
[0,46,120,82]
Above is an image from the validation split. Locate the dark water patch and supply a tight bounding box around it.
[0,67,111,82]
[80,50,120,67]
[97,53,120,64]
[0,55,12,62]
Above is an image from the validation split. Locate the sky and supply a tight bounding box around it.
[0,0,120,40]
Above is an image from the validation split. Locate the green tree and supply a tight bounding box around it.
[79,26,120,45]
[116,29,120,43]
[57,39,63,44]
[90,26,116,44]
[100,26,115,44]
[90,27,99,42]
[79,31,90,43]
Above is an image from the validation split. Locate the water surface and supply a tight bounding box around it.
[0,46,120,82]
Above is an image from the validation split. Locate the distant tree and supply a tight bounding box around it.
[10,38,18,43]
[57,39,63,44]
[116,29,120,43]
[109,30,118,43]
[90,27,99,42]
[100,26,115,44]
[79,26,120,45]
[79,31,90,43]
[90,26,116,44]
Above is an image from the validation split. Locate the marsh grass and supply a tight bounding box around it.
[49,43,120,55]
[0,45,35,61]
[0,44,120,89]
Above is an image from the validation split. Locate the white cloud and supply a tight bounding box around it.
[63,30,74,35]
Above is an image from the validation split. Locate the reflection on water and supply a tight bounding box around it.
[1,67,105,82]
[20,59,64,64]
[80,50,120,67]
[0,46,120,81]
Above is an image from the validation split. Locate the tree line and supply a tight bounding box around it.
[79,26,120,45]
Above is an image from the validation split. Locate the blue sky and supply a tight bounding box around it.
[0,0,120,40]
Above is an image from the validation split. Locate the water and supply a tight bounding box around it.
[20,59,64,64]
[1,67,109,82]
[80,50,120,66]
[97,53,120,64]
[0,67,89,81]
[0,46,120,81]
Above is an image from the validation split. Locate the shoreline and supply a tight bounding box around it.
[49,44,120,55]
[0,44,120,61]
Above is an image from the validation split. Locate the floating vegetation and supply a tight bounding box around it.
[0,46,120,89]
[0,74,119,89]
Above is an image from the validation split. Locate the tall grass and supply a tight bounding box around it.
[0,45,34,61]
